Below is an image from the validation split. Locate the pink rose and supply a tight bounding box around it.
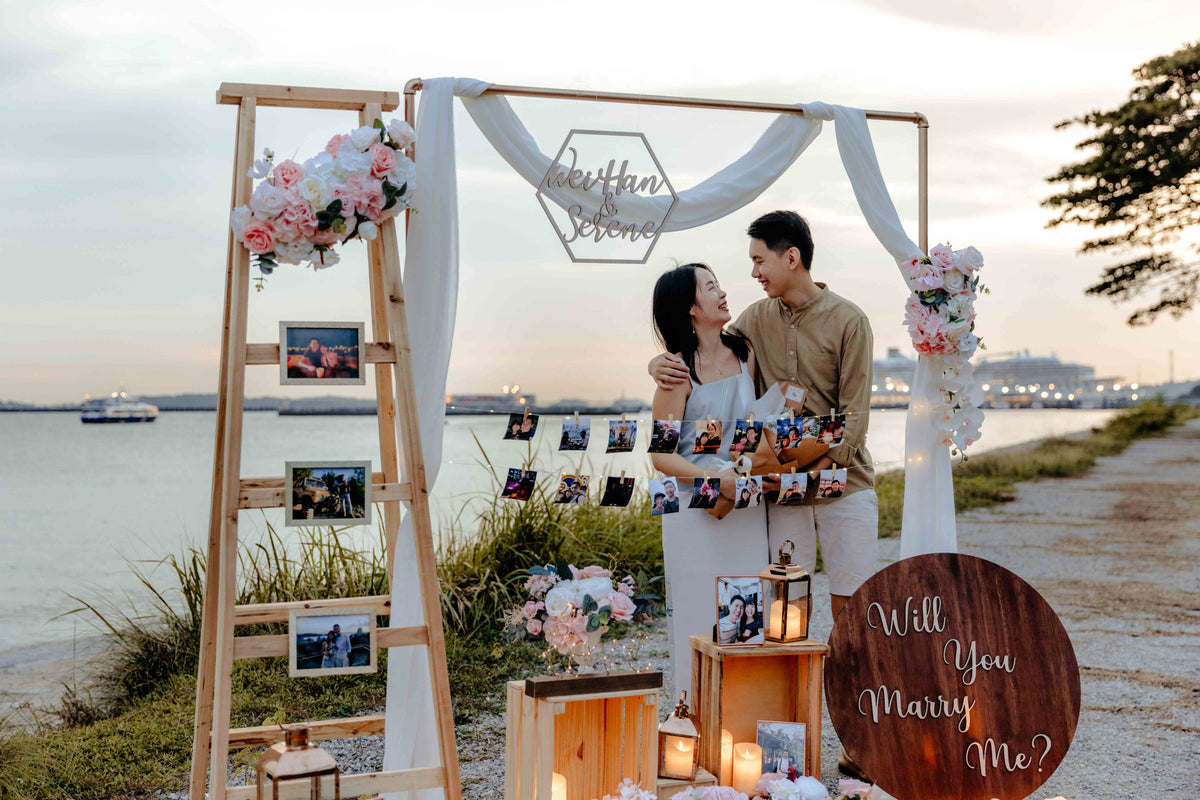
[836,778,873,800]
[274,193,318,242]
[523,600,540,619]
[325,134,349,155]
[333,173,386,221]
[700,788,748,800]
[269,159,305,189]
[929,243,956,272]
[609,591,636,622]
[754,774,785,795]
[369,142,397,179]
[616,580,634,597]
[310,227,341,246]
[577,565,613,580]
[526,618,542,636]
[241,217,275,255]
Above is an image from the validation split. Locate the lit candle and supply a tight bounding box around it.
[719,729,733,786]
[769,599,805,640]
[551,772,567,800]
[663,735,695,777]
[731,743,762,794]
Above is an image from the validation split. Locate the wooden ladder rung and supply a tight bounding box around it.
[233,595,391,626]
[233,625,427,660]
[227,713,387,748]
[216,82,400,111]
[224,766,445,800]
[238,474,413,509]
[246,341,397,365]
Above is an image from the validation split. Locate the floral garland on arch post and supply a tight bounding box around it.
[901,243,987,455]
[229,118,416,288]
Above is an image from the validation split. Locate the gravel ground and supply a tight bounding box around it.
[222,419,1200,798]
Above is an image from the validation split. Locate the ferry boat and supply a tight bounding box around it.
[80,390,159,423]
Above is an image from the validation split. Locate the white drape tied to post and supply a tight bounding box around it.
[384,79,956,798]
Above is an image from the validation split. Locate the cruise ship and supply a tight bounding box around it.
[80,390,159,423]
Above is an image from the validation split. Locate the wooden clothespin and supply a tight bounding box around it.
[573,410,579,425]
[748,412,754,424]
[829,407,836,418]
[523,406,531,420]
[668,413,674,423]
[620,469,626,481]
[707,414,713,424]
[621,411,627,422]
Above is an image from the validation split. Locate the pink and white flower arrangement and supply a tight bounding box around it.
[833,779,873,800]
[752,774,828,800]
[678,787,749,800]
[594,778,657,800]
[230,118,417,287]
[900,243,987,454]
[506,563,648,656]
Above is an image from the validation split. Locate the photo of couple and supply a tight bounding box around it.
[729,419,763,456]
[648,477,681,515]
[289,609,376,677]
[280,322,364,385]
[648,419,681,454]
[606,420,637,453]
[648,210,878,702]
[734,476,764,509]
[558,419,590,451]
[285,461,371,527]
[503,413,539,441]
[693,419,723,455]
[715,576,765,645]
[554,474,589,504]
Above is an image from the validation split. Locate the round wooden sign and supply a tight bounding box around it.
[825,554,1080,800]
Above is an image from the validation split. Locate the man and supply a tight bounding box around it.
[302,337,324,375]
[331,624,351,668]
[662,479,680,512]
[336,475,354,517]
[651,210,877,778]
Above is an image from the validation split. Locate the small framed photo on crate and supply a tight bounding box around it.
[757,720,807,778]
[714,576,765,646]
[288,606,377,677]
[279,321,365,385]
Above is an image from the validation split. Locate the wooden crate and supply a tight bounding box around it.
[656,767,718,800]
[505,671,663,800]
[689,635,828,779]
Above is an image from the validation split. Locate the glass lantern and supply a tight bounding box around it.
[760,540,811,643]
[657,691,701,780]
[256,723,341,800]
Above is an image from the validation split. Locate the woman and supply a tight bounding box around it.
[740,597,763,643]
[718,595,746,645]
[320,631,337,669]
[735,486,752,509]
[651,263,772,695]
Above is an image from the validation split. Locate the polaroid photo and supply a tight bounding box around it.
[280,321,366,386]
[774,417,803,453]
[733,476,764,509]
[830,413,846,444]
[801,416,822,440]
[606,420,637,453]
[554,474,589,504]
[648,477,681,515]
[688,477,721,510]
[816,415,836,445]
[501,468,538,501]
[648,419,682,454]
[818,468,847,499]
[776,472,809,506]
[757,720,807,778]
[558,418,591,451]
[503,413,539,441]
[729,419,764,456]
[285,461,372,527]
[693,419,724,455]
[715,576,765,646]
[288,606,377,677]
[599,476,635,507]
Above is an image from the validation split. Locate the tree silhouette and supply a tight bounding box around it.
[1044,40,1200,325]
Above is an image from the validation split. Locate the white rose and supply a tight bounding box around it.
[956,245,984,273]
[303,152,335,179]
[296,176,330,208]
[334,142,372,175]
[349,125,380,151]
[312,248,340,269]
[389,156,415,190]
[358,220,378,240]
[249,182,288,218]
[247,157,271,180]
[942,268,966,294]
[275,240,313,265]
[793,776,827,800]
[229,206,252,240]
[387,118,416,148]
[544,585,573,617]
[575,577,614,603]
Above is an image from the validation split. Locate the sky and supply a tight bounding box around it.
[2,0,1198,405]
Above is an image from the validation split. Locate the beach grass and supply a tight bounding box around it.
[1,402,1194,799]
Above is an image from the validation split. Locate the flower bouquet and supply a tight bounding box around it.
[900,243,987,454]
[230,118,417,287]
[505,562,654,672]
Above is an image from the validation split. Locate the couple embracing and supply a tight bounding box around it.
[648,211,878,699]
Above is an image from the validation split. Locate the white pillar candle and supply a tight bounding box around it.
[719,729,733,786]
[551,772,567,800]
[663,735,695,777]
[769,599,805,640]
[731,743,762,794]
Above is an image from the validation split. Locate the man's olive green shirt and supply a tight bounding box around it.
[729,283,875,503]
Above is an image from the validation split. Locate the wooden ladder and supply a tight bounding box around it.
[189,82,462,800]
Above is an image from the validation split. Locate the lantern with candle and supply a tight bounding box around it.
[760,540,811,643]
[255,723,341,800]
[657,691,701,780]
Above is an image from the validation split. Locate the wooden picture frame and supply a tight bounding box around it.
[284,460,373,527]
[714,576,765,646]
[287,606,378,677]
[757,720,808,776]
[279,320,366,386]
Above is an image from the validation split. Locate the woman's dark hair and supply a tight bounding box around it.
[652,263,749,383]
[747,210,814,270]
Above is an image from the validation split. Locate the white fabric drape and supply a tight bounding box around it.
[383,80,957,796]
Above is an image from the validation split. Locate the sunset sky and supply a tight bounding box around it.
[3,0,1198,404]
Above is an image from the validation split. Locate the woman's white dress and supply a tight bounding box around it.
[661,360,770,699]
